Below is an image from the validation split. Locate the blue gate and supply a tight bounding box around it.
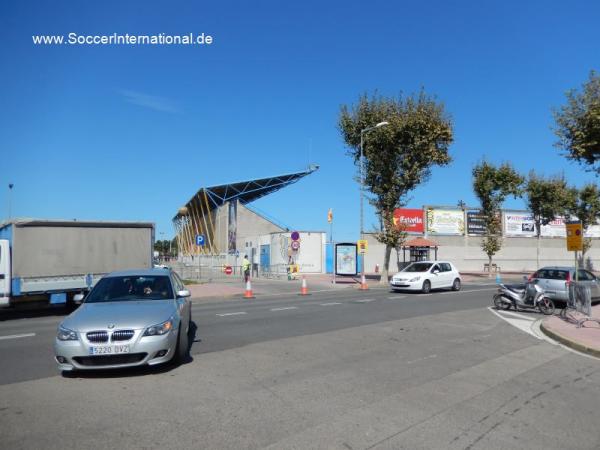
[260,245,270,271]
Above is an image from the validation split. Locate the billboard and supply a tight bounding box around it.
[426,209,464,235]
[466,211,486,235]
[335,243,357,276]
[393,208,424,233]
[540,217,567,237]
[504,212,536,237]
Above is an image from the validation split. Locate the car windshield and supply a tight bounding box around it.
[534,269,569,280]
[403,263,433,272]
[85,276,173,303]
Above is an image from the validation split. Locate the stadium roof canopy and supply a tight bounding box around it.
[174,165,319,220]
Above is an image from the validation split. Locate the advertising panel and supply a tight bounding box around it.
[503,212,536,237]
[426,209,464,235]
[585,224,600,238]
[466,211,486,235]
[335,243,357,276]
[540,217,567,237]
[227,200,237,253]
[393,208,424,233]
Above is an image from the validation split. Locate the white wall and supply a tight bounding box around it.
[363,233,600,273]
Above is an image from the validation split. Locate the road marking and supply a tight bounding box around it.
[320,302,341,306]
[0,333,36,341]
[387,295,406,300]
[407,354,437,364]
[488,307,540,338]
[355,298,375,303]
[497,309,537,321]
[216,312,247,317]
[270,307,298,311]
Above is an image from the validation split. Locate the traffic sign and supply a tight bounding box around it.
[357,239,368,254]
[224,266,233,275]
[291,240,300,251]
[565,222,583,251]
[327,209,333,223]
[195,234,205,246]
[291,231,300,241]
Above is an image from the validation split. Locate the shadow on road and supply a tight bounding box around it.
[0,304,72,322]
[61,321,199,379]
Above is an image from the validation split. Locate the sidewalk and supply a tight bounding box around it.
[541,304,600,358]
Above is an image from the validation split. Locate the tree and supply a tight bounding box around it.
[566,183,600,264]
[339,91,454,283]
[553,70,600,174]
[523,173,576,268]
[472,162,524,276]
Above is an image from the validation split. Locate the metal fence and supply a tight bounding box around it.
[568,282,592,317]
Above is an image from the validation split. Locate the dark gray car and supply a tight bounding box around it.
[530,266,600,303]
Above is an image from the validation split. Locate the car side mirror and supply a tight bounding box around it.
[433,269,440,274]
[73,293,85,304]
[177,289,191,298]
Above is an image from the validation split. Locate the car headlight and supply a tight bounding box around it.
[409,276,421,282]
[143,319,174,336]
[57,326,78,341]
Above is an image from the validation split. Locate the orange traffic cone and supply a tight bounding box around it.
[298,275,311,296]
[244,279,255,299]
[359,273,369,290]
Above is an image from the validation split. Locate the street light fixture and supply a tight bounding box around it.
[360,121,389,237]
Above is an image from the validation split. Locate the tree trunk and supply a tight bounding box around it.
[536,221,541,269]
[380,244,392,284]
[536,235,541,269]
[488,254,493,277]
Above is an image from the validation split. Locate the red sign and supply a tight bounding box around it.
[291,240,300,251]
[393,208,424,233]
[224,266,233,275]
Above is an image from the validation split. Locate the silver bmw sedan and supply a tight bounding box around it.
[54,268,192,371]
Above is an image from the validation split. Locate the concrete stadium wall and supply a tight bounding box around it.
[363,233,600,273]
[235,203,284,251]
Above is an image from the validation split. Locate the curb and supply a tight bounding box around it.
[540,320,600,358]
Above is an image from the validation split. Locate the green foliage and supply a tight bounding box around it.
[472,162,523,268]
[566,183,600,256]
[154,239,177,256]
[524,173,575,236]
[338,90,454,278]
[553,70,600,174]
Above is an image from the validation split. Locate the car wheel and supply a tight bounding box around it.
[451,278,461,291]
[421,280,431,294]
[173,324,189,365]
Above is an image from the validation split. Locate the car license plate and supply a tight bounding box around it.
[89,345,130,355]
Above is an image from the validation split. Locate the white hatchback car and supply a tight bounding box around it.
[390,261,461,293]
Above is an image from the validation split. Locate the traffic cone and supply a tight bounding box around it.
[298,275,311,296]
[243,279,255,299]
[359,273,369,290]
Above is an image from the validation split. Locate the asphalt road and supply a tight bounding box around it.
[1,283,599,449]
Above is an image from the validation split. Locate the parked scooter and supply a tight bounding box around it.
[493,278,555,315]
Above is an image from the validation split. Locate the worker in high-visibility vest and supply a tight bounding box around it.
[242,255,251,282]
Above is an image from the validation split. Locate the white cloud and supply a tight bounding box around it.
[118,89,181,113]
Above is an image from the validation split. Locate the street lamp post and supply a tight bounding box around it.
[8,183,14,220]
[359,121,388,283]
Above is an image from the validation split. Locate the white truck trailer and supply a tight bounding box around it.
[0,219,154,308]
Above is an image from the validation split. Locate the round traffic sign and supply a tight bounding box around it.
[291,240,300,251]
[291,231,300,241]
[225,266,233,275]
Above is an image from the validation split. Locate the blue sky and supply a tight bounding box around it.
[1,0,599,242]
